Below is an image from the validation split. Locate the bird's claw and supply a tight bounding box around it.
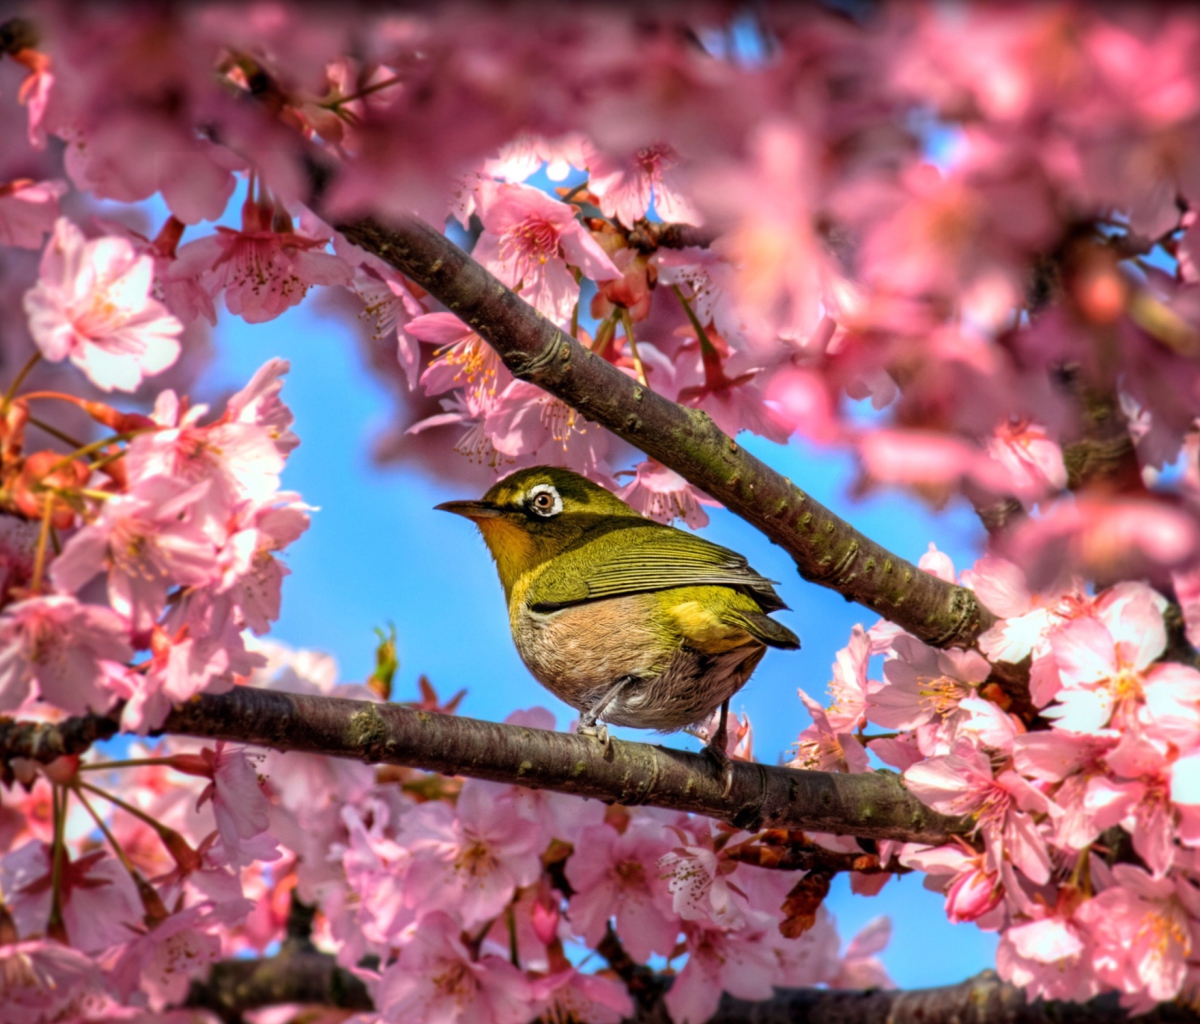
[704,741,734,797]
[577,721,612,756]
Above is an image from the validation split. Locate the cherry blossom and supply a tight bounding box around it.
[23,218,183,391]
[473,181,620,326]
[0,594,131,714]
[372,911,534,1024]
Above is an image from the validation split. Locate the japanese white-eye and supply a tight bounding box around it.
[436,467,799,764]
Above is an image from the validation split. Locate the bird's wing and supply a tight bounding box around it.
[527,523,788,612]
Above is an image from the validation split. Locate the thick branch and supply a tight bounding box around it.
[183,947,1199,1024]
[331,211,992,650]
[1,688,967,844]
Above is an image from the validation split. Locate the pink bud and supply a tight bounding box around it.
[531,898,559,945]
[944,865,1002,924]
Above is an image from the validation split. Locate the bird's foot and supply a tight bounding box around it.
[576,720,611,756]
[704,739,734,798]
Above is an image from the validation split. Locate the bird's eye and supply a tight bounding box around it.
[526,484,562,517]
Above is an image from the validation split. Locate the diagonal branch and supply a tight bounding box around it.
[329,208,992,651]
[0,686,967,844]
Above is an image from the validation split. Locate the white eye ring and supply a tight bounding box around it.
[525,483,562,517]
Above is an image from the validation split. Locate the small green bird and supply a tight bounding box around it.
[436,466,799,767]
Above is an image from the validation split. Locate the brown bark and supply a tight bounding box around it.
[183,945,1200,1024]
[0,686,968,844]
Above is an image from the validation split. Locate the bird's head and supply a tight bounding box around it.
[436,466,642,594]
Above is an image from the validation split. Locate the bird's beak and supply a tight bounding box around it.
[435,499,505,520]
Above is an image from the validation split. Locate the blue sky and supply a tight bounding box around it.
[201,291,1000,988]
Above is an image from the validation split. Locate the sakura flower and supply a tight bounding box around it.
[791,689,870,774]
[23,218,183,391]
[904,743,1056,884]
[484,379,611,480]
[529,968,633,1024]
[998,906,1099,1003]
[901,843,1005,926]
[1,842,141,952]
[985,419,1067,503]
[50,477,218,632]
[659,843,746,930]
[0,936,102,1023]
[830,916,895,990]
[665,915,779,1024]
[349,265,427,389]
[400,779,544,929]
[224,357,300,457]
[108,899,251,1010]
[372,911,533,1024]
[172,199,352,324]
[565,820,681,963]
[867,634,991,745]
[1077,864,1200,1006]
[170,743,278,869]
[473,181,619,326]
[588,143,699,228]
[1042,585,1178,733]
[0,178,65,249]
[414,312,511,415]
[0,594,131,715]
[616,459,719,528]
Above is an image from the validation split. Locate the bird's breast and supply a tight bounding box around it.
[509,593,668,707]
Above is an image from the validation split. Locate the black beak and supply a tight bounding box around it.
[435,499,505,520]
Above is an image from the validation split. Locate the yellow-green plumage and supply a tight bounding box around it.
[436,466,799,736]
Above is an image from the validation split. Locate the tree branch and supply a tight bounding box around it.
[0,687,967,844]
[329,209,992,651]
[182,945,1200,1024]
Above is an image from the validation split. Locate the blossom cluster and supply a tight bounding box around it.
[794,545,1200,1011]
[1,3,1197,549]
[2,1,1200,1019]
[0,645,889,1022]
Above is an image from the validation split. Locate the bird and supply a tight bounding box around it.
[435,466,799,773]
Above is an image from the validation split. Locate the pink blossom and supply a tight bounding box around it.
[1043,586,1168,733]
[400,779,544,929]
[659,843,746,930]
[172,743,277,869]
[1,842,141,952]
[473,181,619,327]
[615,459,719,528]
[0,178,65,249]
[224,357,300,457]
[0,937,102,1024]
[867,633,990,738]
[904,743,1055,884]
[589,143,699,228]
[23,218,183,391]
[414,312,511,415]
[856,429,1014,500]
[764,366,840,444]
[530,969,634,1024]
[50,477,219,632]
[831,916,895,990]
[985,420,1067,502]
[791,688,870,774]
[484,379,611,480]
[1077,865,1200,1005]
[900,844,1005,926]
[998,908,1099,1004]
[172,202,352,324]
[372,910,533,1024]
[1002,496,1200,591]
[108,900,251,1009]
[565,820,680,963]
[665,916,779,1024]
[348,265,427,389]
[0,594,131,715]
